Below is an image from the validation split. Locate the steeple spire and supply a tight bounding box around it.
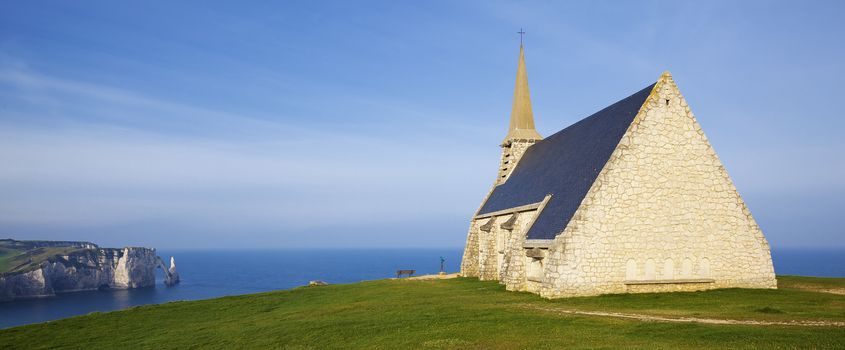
[504,39,542,143]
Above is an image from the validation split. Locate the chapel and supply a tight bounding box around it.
[459,43,776,298]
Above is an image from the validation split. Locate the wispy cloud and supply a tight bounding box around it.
[0,67,312,138]
[0,67,494,247]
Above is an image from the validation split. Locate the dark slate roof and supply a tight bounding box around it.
[477,83,656,240]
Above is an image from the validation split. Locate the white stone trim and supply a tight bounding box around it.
[523,240,553,248]
[623,279,715,285]
[474,199,544,219]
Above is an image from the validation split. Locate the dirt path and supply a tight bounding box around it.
[786,286,845,295]
[518,304,845,327]
[407,273,460,280]
[817,289,845,295]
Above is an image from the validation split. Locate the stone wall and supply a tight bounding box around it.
[477,218,500,281]
[462,208,541,284]
[462,208,540,288]
[537,73,776,298]
[460,222,480,277]
[502,212,530,290]
[498,213,520,283]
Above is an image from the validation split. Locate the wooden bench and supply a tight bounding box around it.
[396,269,415,278]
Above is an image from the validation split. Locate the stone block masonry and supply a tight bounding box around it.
[537,73,774,298]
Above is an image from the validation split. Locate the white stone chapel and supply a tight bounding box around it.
[460,44,776,298]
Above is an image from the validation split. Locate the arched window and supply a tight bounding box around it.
[625,259,638,280]
[662,258,674,279]
[700,258,711,278]
[644,259,656,280]
[681,258,693,278]
[527,257,544,282]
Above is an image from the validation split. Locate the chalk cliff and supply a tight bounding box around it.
[0,241,180,301]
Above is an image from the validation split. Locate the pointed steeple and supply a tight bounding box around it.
[504,43,542,143]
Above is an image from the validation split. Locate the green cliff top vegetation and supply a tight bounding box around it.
[0,240,90,275]
[1,276,844,349]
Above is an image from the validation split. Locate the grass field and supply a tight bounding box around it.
[1,275,843,349]
[0,247,16,272]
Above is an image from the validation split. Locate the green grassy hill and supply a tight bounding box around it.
[2,276,844,349]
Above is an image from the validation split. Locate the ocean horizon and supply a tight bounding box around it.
[1,247,843,329]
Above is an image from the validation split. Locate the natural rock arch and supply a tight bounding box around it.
[155,256,180,286]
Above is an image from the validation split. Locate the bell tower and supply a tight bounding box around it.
[496,38,542,185]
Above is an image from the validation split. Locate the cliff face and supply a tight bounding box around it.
[0,246,179,301]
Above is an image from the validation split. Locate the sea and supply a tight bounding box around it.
[1,248,843,329]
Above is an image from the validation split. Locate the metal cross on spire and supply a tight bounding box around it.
[517,28,526,46]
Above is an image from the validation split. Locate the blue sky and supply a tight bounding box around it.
[0,1,842,249]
